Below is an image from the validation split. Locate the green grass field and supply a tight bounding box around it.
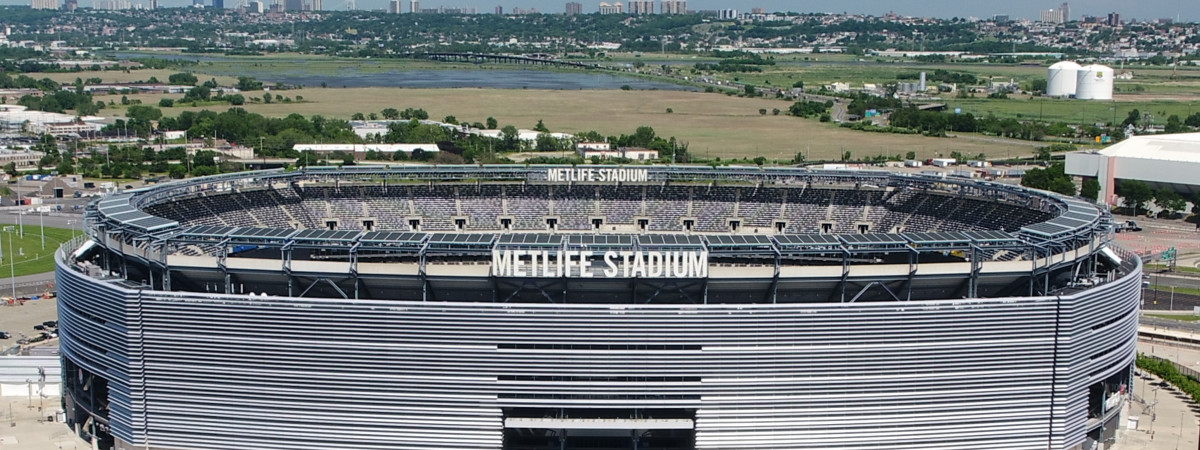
[0,226,81,279]
[1148,286,1200,297]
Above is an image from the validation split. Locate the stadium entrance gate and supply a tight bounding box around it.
[502,408,696,450]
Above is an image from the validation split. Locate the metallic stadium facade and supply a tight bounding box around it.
[56,165,1140,450]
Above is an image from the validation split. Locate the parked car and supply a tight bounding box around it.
[0,331,11,339]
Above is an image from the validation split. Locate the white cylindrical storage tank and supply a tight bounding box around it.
[1046,61,1081,97]
[1076,64,1114,100]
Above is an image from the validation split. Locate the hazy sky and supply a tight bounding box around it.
[3,0,1198,22]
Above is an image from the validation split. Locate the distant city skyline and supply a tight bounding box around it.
[4,0,1198,21]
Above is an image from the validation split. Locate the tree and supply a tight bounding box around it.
[753,156,766,166]
[168,72,198,86]
[1165,115,1186,134]
[1118,179,1153,216]
[381,108,400,120]
[1155,189,1186,216]
[500,125,521,150]
[158,98,174,108]
[3,162,16,178]
[759,108,767,116]
[486,117,498,130]
[443,115,458,125]
[1021,162,1075,196]
[236,76,263,91]
[905,151,916,160]
[535,133,563,152]
[351,112,365,121]
[168,164,187,179]
[1186,112,1200,129]
[1122,109,1141,128]
[1081,178,1100,202]
[534,119,549,132]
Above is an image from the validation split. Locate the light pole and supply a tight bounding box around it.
[39,208,43,250]
[6,226,14,300]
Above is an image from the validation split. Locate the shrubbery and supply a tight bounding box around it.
[1137,354,1200,404]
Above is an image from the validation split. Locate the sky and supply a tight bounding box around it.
[3,0,1198,22]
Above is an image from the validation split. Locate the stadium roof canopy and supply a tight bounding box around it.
[1065,132,1200,204]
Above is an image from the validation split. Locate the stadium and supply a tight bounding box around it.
[56,165,1140,450]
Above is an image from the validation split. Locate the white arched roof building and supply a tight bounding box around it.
[1065,132,1200,205]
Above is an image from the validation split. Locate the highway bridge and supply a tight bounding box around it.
[403,52,606,69]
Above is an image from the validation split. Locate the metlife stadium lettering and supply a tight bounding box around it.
[491,249,708,278]
[546,168,649,183]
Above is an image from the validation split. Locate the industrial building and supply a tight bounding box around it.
[0,105,105,136]
[59,165,1137,450]
[1066,132,1200,205]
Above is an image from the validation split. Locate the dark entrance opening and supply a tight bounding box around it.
[503,408,695,450]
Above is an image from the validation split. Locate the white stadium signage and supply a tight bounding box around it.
[492,249,708,278]
[546,167,649,183]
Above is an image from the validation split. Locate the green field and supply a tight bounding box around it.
[1148,285,1200,297]
[0,226,81,279]
[944,96,1199,127]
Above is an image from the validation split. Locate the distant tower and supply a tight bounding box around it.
[564,1,581,14]
[1059,2,1070,22]
[494,5,501,14]
[310,0,320,10]
[387,0,399,12]
[213,0,224,9]
[408,0,417,12]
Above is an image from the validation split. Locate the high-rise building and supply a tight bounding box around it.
[750,7,763,14]
[717,8,736,20]
[494,5,501,14]
[248,0,263,12]
[565,1,581,14]
[31,0,58,10]
[1039,8,1063,24]
[310,0,320,10]
[1106,12,1120,27]
[387,0,399,12]
[659,0,684,14]
[597,1,620,14]
[1059,3,1070,22]
[63,0,77,10]
[409,0,417,12]
[627,0,651,14]
[213,0,224,9]
[284,0,301,11]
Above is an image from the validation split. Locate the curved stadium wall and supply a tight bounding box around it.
[56,165,1140,450]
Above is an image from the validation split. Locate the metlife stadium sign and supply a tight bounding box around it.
[546,167,649,183]
[491,249,709,278]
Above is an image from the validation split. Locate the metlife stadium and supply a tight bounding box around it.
[57,165,1139,450]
